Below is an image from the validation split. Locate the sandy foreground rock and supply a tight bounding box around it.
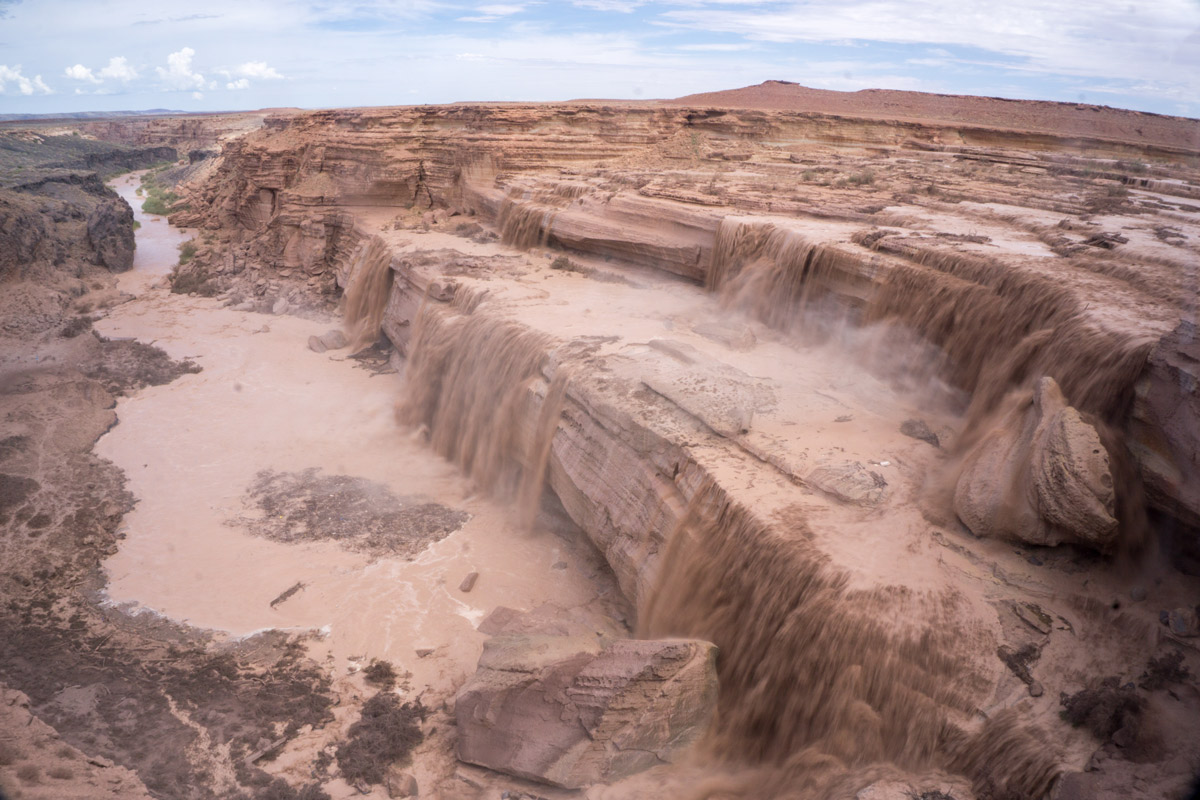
[456,636,718,788]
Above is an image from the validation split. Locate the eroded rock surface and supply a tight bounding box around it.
[955,377,1118,550]
[456,635,718,788]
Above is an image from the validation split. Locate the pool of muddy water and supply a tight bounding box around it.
[96,175,610,699]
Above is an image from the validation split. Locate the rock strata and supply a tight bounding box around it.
[955,377,1119,550]
[455,635,718,788]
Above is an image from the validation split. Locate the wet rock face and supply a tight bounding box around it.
[955,377,1118,551]
[455,635,718,789]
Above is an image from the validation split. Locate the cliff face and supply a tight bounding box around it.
[78,112,273,152]
[170,101,1200,548]
[0,133,174,335]
[30,96,1199,797]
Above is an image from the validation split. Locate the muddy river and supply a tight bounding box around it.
[97,173,609,701]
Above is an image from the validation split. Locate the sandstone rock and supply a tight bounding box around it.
[807,461,887,505]
[272,297,290,315]
[385,768,418,798]
[455,635,718,789]
[633,338,772,439]
[955,377,1119,551]
[459,571,479,592]
[478,606,524,635]
[307,335,327,353]
[691,320,757,350]
[87,197,135,272]
[319,329,349,350]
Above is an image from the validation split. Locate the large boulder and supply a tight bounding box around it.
[954,377,1119,551]
[455,635,718,789]
[86,197,135,272]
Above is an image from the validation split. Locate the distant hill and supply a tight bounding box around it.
[665,81,1200,152]
[0,110,184,123]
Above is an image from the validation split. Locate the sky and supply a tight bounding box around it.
[1,0,1198,117]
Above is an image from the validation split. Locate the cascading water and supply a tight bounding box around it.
[341,236,395,353]
[640,480,1063,800]
[707,216,1154,549]
[395,302,565,527]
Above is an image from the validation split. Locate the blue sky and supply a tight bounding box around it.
[1,1,1198,117]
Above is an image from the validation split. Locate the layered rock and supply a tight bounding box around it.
[455,635,718,788]
[954,377,1119,551]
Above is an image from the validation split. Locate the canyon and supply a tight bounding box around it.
[1,82,1199,800]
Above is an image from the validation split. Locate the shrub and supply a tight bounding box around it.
[363,659,397,690]
[48,765,74,780]
[178,240,198,265]
[17,763,40,783]
[848,170,876,186]
[169,268,219,297]
[60,315,94,338]
[335,693,426,785]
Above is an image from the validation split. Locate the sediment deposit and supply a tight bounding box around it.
[3,84,1200,799]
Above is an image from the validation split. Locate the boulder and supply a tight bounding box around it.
[319,329,349,350]
[807,461,888,506]
[955,377,1118,551]
[87,197,135,272]
[455,635,718,789]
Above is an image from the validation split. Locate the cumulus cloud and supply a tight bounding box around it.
[233,61,284,80]
[65,64,101,83]
[64,56,139,87]
[157,47,210,91]
[0,64,51,95]
[99,56,139,81]
[218,60,284,90]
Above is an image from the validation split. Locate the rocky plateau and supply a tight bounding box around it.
[2,82,1200,800]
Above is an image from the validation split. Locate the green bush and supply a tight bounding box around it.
[178,240,197,265]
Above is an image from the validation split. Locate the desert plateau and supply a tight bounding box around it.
[1,45,1199,800]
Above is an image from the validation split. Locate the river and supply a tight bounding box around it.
[95,173,613,713]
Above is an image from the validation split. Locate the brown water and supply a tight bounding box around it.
[94,180,610,733]
[708,215,1156,550]
[341,235,395,352]
[111,171,192,281]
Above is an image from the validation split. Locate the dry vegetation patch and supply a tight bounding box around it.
[240,468,470,557]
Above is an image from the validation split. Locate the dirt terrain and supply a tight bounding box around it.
[2,86,1199,800]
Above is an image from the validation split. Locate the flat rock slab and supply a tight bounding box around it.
[455,635,718,789]
[628,338,775,439]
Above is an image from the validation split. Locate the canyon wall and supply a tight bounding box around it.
[169,102,1200,552]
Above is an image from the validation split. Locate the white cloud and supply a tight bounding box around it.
[157,47,210,91]
[65,63,101,83]
[676,42,753,51]
[227,78,250,89]
[234,61,283,80]
[459,2,532,22]
[659,0,1200,100]
[572,0,643,11]
[99,56,139,82]
[0,64,51,95]
[64,56,138,87]
[192,91,204,99]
